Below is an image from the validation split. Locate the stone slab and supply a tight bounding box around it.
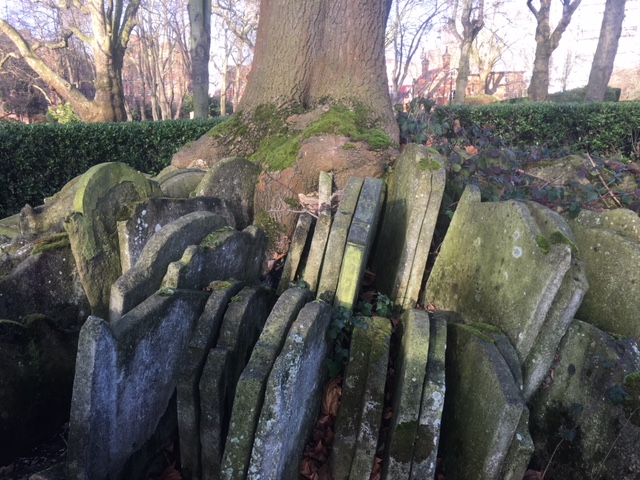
[384,309,431,479]
[177,280,246,480]
[425,185,572,361]
[373,144,447,310]
[162,226,267,290]
[301,171,334,292]
[277,214,314,295]
[66,289,210,480]
[221,287,314,480]
[200,286,274,480]
[117,197,236,272]
[109,211,228,322]
[330,316,392,480]
[500,410,534,480]
[247,301,332,480]
[568,208,640,243]
[194,157,261,228]
[439,322,529,480]
[317,177,364,303]
[334,178,386,310]
[158,169,205,198]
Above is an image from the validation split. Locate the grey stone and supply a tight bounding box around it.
[530,320,640,480]
[200,286,274,480]
[301,172,334,292]
[222,287,314,480]
[569,208,640,243]
[247,301,332,480]
[500,410,535,480]
[0,242,89,328]
[334,178,386,311]
[276,214,314,295]
[384,309,431,479]
[109,211,228,322]
[373,144,447,310]
[425,185,572,361]
[439,322,530,480]
[330,316,392,480]
[117,197,236,272]
[157,169,206,198]
[409,311,447,479]
[317,177,364,303]
[177,280,246,480]
[67,289,210,480]
[194,157,261,228]
[568,215,640,338]
[162,226,267,290]
[63,163,161,318]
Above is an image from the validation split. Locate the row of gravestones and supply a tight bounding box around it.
[0,143,639,479]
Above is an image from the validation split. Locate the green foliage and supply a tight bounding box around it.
[326,307,369,378]
[46,104,82,124]
[396,98,452,145]
[356,292,394,318]
[547,86,621,103]
[0,118,222,219]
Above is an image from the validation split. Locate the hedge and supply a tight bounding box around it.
[0,118,223,219]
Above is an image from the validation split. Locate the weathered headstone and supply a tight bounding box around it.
[276,214,314,295]
[199,286,274,480]
[194,157,261,228]
[530,320,640,480]
[157,168,206,198]
[109,211,228,322]
[425,185,572,361]
[247,301,332,479]
[221,287,314,480]
[117,197,236,272]
[334,178,386,311]
[301,172,333,292]
[63,162,161,317]
[162,226,267,290]
[439,322,532,480]
[567,209,640,338]
[67,289,210,480]
[317,177,363,303]
[373,144,447,310]
[177,280,246,480]
[330,316,392,480]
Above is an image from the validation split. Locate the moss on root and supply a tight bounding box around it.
[31,233,71,255]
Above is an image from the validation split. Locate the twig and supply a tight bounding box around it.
[591,406,640,480]
[542,438,564,480]
[586,153,623,208]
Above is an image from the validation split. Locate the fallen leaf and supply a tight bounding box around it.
[322,377,342,417]
[523,469,543,480]
[157,462,182,480]
[465,145,478,155]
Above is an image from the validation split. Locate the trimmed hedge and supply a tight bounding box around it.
[447,102,640,157]
[0,118,223,219]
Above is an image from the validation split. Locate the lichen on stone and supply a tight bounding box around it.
[31,233,71,255]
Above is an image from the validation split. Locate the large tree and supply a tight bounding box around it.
[526,0,582,101]
[189,0,211,118]
[585,0,627,101]
[0,0,140,122]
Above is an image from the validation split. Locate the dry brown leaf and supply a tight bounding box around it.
[465,145,478,155]
[454,119,462,133]
[157,462,182,480]
[523,469,543,480]
[322,377,342,417]
[316,463,334,480]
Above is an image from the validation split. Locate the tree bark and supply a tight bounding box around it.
[527,0,582,102]
[585,0,627,101]
[240,0,398,141]
[189,0,211,118]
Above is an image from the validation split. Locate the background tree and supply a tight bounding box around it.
[0,0,140,122]
[585,0,627,101]
[527,0,582,101]
[448,0,485,105]
[189,0,210,118]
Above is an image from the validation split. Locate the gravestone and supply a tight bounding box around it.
[373,144,446,310]
[276,214,314,295]
[157,168,206,198]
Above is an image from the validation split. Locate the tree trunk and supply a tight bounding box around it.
[189,0,211,118]
[240,0,398,141]
[585,0,627,101]
[454,39,474,105]
[527,0,582,102]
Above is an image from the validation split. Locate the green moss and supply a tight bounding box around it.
[31,233,70,255]
[209,280,233,291]
[389,421,419,462]
[418,157,442,172]
[458,324,495,344]
[284,197,299,208]
[157,288,175,297]
[624,372,640,398]
[254,210,286,250]
[549,231,580,254]
[209,115,247,139]
[536,235,551,254]
[200,226,234,248]
[342,142,357,150]
[473,323,503,335]
[230,295,243,303]
[249,135,301,171]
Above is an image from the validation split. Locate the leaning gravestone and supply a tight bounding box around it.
[109,211,228,321]
[334,178,385,311]
[67,289,210,480]
[63,162,161,318]
[177,280,246,480]
[373,144,446,310]
[330,316,392,480]
[439,322,533,480]
[247,301,332,480]
[117,197,236,272]
[276,214,314,295]
[222,287,314,480]
[156,168,206,198]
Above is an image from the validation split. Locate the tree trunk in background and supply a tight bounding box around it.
[240,0,398,141]
[527,0,582,102]
[585,0,627,101]
[189,0,211,118]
